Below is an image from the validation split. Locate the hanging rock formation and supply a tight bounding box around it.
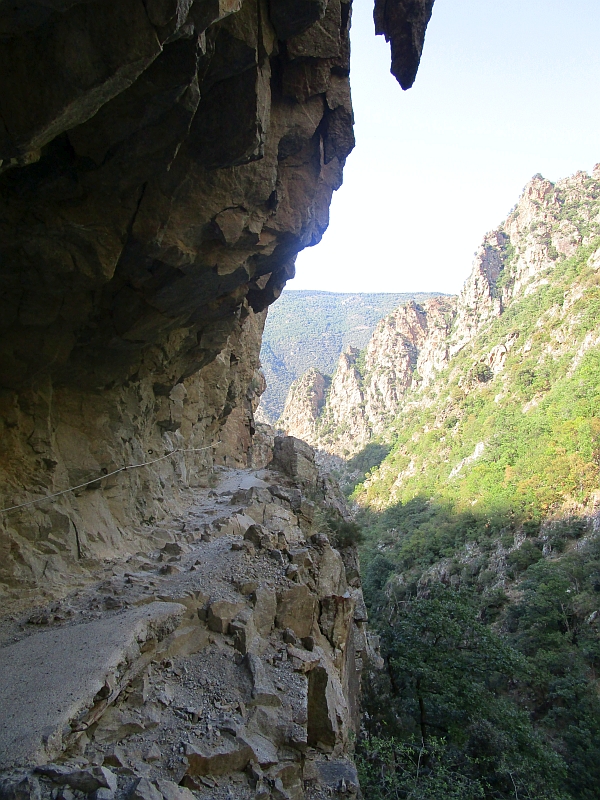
[0,0,434,601]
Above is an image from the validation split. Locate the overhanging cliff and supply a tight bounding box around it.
[0,0,433,600]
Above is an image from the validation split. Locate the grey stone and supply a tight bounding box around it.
[251,586,277,637]
[34,766,117,794]
[207,600,246,634]
[245,653,281,707]
[0,774,41,800]
[269,0,328,40]
[155,779,196,800]
[129,778,162,800]
[0,603,185,768]
[276,584,317,640]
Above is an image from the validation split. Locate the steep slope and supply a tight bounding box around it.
[359,167,600,512]
[258,290,443,422]
[349,167,600,799]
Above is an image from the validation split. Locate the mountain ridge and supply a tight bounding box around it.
[258,290,446,422]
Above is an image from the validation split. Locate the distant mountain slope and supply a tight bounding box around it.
[258,290,444,422]
[279,169,600,471]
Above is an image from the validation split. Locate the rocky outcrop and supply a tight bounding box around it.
[278,298,454,457]
[278,166,600,458]
[0,440,371,798]
[276,369,329,443]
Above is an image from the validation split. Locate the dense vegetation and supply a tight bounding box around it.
[349,214,600,794]
[259,290,442,421]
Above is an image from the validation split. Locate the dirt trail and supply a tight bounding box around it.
[0,452,368,800]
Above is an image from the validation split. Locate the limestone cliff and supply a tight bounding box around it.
[278,166,600,458]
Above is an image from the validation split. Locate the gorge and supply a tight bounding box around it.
[277,166,600,798]
[2,2,599,799]
[0,2,436,800]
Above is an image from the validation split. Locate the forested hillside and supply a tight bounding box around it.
[258,290,442,421]
[304,167,600,799]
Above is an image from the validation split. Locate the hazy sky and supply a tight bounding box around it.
[287,0,600,294]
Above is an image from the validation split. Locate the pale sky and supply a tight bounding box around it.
[288,0,600,294]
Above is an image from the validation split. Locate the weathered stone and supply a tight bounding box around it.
[251,585,277,636]
[230,607,259,654]
[186,738,254,776]
[272,436,319,488]
[144,743,162,762]
[276,584,317,639]
[207,600,246,633]
[93,789,115,800]
[155,779,196,800]
[286,644,321,673]
[316,543,347,596]
[287,0,341,59]
[319,594,354,649]
[35,766,117,795]
[93,707,146,744]
[129,777,162,800]
[246,653,281,706]
[315,760,360,795]
[244,523,278,550]
[0,774,41,800]
[189,63,271,168]
[269,0,328,40]
[0,0,163,159]
[0,603,185,768]
[351,589,368,622]
[374,0,436,89]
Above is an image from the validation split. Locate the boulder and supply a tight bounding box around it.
[276,584,318,639]
[245,653,281,707]
[206,600,246,634]
[272,436,319,489]
[319,594,354,650]
[251,585,277,636]
[186,738,254,777]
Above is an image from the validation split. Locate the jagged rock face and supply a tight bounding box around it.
[0,0,356,598]
[278,166,600,459]
[363,298,454,432]
[277,368,329,443]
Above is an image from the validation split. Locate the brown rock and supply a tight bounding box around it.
[186,738,254,777]
[276,584,317,639]
[251,585,277,636]
[206,600,246,633]
[374,0,436,90]
[269,0,328,40]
